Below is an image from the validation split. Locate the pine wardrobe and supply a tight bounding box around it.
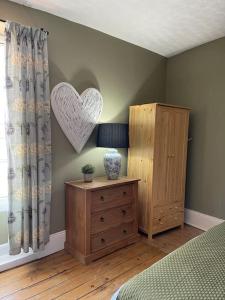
[128,103,190,239]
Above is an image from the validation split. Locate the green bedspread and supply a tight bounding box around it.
[117,222,225,300]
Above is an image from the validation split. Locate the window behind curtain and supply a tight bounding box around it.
[0,37,8,212]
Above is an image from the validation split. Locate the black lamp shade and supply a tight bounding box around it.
[97,123,129,148]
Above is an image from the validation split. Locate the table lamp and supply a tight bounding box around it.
[97,123,129,180]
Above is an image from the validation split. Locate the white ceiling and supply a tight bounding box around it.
[10,0,225,57]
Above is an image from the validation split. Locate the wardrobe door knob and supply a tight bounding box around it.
[100,196,104,201]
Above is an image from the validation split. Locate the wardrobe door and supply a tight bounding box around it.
[128,104,156,233]
[166,107,189,205]
[153,106,189,208]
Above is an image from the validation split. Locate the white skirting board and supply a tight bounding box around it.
[184,208,224,231]
[0,230,65,272]
[0,209,224,272]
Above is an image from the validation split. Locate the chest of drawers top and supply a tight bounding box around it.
[65,176,139,190]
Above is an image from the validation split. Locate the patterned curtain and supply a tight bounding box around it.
[5,22,51,255]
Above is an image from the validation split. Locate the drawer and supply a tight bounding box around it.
[91,184,133,212]
[91,205,134,234]
[152,212,184,234]
[91,222,135,252]
[153,202,184,218]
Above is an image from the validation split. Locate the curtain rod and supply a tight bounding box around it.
[0,19,49,35]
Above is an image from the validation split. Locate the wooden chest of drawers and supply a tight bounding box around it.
[65,177,139,264]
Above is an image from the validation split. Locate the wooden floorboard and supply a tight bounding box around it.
[146,224,203,253]
[0,225,203,300]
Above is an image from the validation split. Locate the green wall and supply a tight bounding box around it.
[0,0,166,243]
[166,37,225,219]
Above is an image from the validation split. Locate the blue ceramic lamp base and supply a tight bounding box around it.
[104,149,121,180]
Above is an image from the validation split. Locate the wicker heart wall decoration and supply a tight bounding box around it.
[51,82,103,153]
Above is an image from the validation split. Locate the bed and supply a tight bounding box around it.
[112,221,225,300]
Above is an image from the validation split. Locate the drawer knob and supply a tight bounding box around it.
[100,196,104,201]
[123,191,127,196]
[121,209,127,216]
[100,216,104,222]
[101,238,105,243]
[123,229,127,234]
